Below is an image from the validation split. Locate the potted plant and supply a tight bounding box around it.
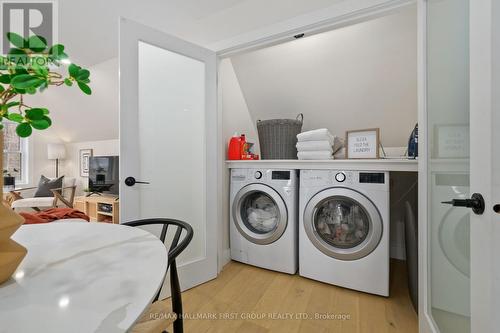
[0,32,92,284]
[3,168,18,190]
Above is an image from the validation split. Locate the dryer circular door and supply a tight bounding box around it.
[232,183,288,245]
[304,187,383,260]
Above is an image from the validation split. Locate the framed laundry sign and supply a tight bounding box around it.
[346,128,380,159]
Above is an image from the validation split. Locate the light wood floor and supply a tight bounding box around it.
[175,260,418,333]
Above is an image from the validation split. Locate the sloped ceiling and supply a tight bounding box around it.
[58,0,344,66]
[30,0,345,142]
[230,5,418,147]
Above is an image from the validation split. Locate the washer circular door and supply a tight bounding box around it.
[232,183,288,245]
[439,208,470,277]
[304,187,383,260]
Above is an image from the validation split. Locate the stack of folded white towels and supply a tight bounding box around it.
[296,128,344,160]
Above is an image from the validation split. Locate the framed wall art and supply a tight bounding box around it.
[80,149,93,177]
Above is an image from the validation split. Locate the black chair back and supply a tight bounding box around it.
[124,218,193,333]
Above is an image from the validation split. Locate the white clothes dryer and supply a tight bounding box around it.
[230,168,298,274]
[299,169,390,296]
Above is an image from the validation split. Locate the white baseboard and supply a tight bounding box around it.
[219,248,231,271]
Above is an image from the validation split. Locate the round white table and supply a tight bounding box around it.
[0,222,168,333]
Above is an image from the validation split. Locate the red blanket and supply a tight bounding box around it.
[21,208,90,225]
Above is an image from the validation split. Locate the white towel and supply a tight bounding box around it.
[296,140,333,152]
[297,137,344,153]
[297,151,333,160]
[297,128,334,143]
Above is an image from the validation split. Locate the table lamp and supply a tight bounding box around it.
[47,143,66,178]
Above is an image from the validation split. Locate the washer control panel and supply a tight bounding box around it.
[231,169,297,186]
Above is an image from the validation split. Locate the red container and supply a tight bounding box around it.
[228,133,241,160]
[240,134,246,157]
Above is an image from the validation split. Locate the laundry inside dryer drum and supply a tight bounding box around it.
[314,197,370,249]
[241,192,280,234]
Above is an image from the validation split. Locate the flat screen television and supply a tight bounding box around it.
[88,156,119,195]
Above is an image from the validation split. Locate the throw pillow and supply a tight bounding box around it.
[34,175,64,198]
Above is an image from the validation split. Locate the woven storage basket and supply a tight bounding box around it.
[257,114,303,160]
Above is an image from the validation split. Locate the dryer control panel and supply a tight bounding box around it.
[300,170,387,187]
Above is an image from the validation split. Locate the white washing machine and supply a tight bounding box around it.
[230,168,298,274]
[299,169,390,296]
[430,172,470,316]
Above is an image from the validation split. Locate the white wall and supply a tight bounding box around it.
[227,5,417,148]
[220,58,259,256]
[62,139,119,196]
[24,58,118,143]
[427,0,469,155]
[25,57,119,191]
[28,131,65,187]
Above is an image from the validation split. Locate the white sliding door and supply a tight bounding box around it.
[119,18,218,293]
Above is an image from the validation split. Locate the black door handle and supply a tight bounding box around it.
[124,176,150,187]
[442,193,485,215]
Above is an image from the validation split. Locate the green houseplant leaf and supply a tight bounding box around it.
[26,108,45,120]
[28,35,47,52]
[16,123,32,137]
[7,113,24,123]
[49,44,64,55]
[48,44,68,61]
[6,32,26,49]
[32,60,49,76]
[77,82,92,95]
[68,63,81,78]
[11,74,44,89]
[0,75,11,84]
[38,81,48,92]
[0,32,92,138]
[77,69,90,81]
[30,117,51,130]
[8,48,28,66]
[2,102,20,111]
[15,67,28,75]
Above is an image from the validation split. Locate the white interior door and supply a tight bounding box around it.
[419,1,500,332]
[119,18,218,293]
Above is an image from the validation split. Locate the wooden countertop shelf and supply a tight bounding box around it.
[226,159,418,172]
